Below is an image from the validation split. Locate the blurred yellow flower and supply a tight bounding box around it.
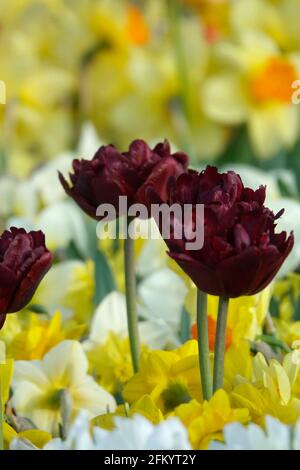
[230,0,300,53]
[202,32,300,158]
[276,319,300,347]
[274,273,300,321]
[182,0,230,42]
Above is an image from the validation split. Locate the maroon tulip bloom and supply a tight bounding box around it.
[151,166,294,298]
[59,139,188,220]
[0,228,52,329]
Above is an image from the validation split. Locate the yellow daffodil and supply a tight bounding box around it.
[123,340,201,412]
[6,312,84,360]
[224,342,253,392]
[87,332,141,395]
[232,352,300,425]
[0,347,14,449]
[94,394,164,431]
[3,424,51,451]
[1,341,52,449]
[173,389,249,449]
[12,340,116,435]
[188,286,272,345]
[0,355,13,416]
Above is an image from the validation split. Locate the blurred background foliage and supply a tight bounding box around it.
[0,0,299,180]
[1,0,300,324]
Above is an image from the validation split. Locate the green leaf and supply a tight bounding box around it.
[284,140,300,193]
[256,334,291,353]
[27,304,49,315]
[217,126,256,166]
[85,218,117,305]
[93,248,116,305]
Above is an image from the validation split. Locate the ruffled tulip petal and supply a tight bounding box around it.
[157,166,294,298]
[59,140,188,221]
[0,228,52,319]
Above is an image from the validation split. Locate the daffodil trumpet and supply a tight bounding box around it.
[213,297,229,392]
[196,289,212,400]
[124,216,140,373]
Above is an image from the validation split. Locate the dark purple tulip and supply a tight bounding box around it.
[151,166,294,298]
[0,228,52,329]
[59,139,188,219]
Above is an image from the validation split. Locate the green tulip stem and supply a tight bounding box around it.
[0,374,3,450]
[124,216,140,374]
[213,297,230,392]
[197,289,212,401]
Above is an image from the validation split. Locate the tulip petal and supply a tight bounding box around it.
[168,252,225,297]
[216,247,262,297]
[0,314,6,330]
[7,251,52,313]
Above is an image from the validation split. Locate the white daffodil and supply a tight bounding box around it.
[92,218,188,348]
[36,201,89,256]
[12,340,116,435]
[268,198,300,277]
[31,259,94,321]
[91,415,191,451]
[7,200,90,256]
[210,416,300,450]
[3,123,99,253]
[11,412,191,451]
[137,268,188,331]
[136,218,188,338]
[84,291,178,352]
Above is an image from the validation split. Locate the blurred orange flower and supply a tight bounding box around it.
[126,4,150,46]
